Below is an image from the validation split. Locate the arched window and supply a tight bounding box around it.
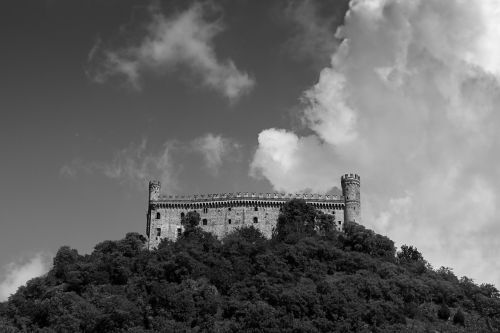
[156,212,161,219]
[253,217,258,223]
[180,212,185,219]
[203,207,208,213]
[202,218,208,225]
[177,228,182,237]
[156,228,161,236]
[254,206,258,211]
[228,219,232,224]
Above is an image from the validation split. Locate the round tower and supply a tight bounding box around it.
[149,180,161,202]
[341,173,361,224]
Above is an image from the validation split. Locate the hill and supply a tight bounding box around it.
[1,199,499,332]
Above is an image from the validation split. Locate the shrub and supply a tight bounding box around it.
[437,304,450,321]
[453,308,465,326]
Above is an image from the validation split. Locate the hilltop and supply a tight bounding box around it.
[1,199,499,332]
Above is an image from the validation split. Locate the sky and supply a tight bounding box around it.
[1,0,500,299]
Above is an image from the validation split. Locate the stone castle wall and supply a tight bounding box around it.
[147,174,360,249]
[149,204,274,249]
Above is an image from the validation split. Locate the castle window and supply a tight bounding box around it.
[156,212,161,219]
[156,228,161,236]
[228,207,232,211]
[203,207,208,213]
[254,206,258,211]
[177,228,182,237]
[338,221,341,225]
[228,219,232,224]
[180,212,185,219]
[253,217,258,223]
[202,218,207,225]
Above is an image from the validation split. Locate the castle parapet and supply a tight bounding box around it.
[341,173,360,183]
[154,191,342,203]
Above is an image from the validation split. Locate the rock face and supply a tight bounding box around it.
[146,174,361,249]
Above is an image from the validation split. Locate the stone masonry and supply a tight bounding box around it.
[146,174,361,249]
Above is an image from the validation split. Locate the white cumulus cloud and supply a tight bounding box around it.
[250,129,342,193]
[252,0,500,286]
[0,253,51,301]
[89,3,255,101]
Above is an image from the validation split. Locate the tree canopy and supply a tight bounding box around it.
[1,200,499,332]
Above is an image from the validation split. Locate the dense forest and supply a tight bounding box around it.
[1,199,499,332]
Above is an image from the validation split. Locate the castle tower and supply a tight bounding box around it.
[341,173,361,224]
[149,180,161,202]
[146,181,161,245]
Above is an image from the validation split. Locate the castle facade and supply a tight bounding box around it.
[146,174,360,249]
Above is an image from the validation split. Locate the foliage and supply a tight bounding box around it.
[397,245,424,263]
[453,308,465,326]
[181,211,201,232]
[0,201,499,332]
[272,199,318,242]
[437,303,451,320]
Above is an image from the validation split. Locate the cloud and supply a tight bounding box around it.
[61,133,241,190]
[302,67,358,145]
[0,253,52,301]
[192,133,241,175]
[89,3,255,101]
[252,0,500,286]
[284,0,348,64]
[61,139,178,191]
[250,129,340,193]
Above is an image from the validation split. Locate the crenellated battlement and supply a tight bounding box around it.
[151,192,343,203]
[341,173,360,182]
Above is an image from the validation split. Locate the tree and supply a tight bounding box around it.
[3,225,500,332]
[436,266,458,283]
[437,303,450,321]
[316,212,337,235]
[479,283,500,298]
[273,199,318,242]
[53,246,80,280]
[340,222,395,258]
[181,211,201,233]
[118,233,147,257]
[453,308,465,326]
[397,245,424,263]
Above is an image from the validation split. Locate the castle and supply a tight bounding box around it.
[146,174,360,249]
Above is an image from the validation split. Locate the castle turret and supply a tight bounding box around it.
[341,173,361,224]
[146,180,161,248]
[149,180,161,202]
